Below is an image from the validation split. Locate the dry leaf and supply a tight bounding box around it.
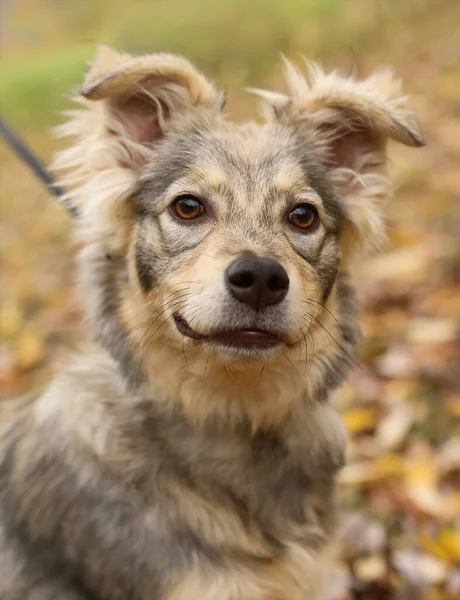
[377,346,416,379]
[354,556,386,581]
[0,302,22,338]
[437,530,460,563]
[445,396,460,419]
[343,408,379,435]
[407,318,458,345]
[16,326,45,370]
[376,403,414,451]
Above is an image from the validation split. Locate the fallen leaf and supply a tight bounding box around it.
[341,513,386,560]
[340,454,404,486]
[437,439,460,475]
[0,302,22,338]
[377,346,416,379]
[403,485,460,521]
[376,403,414,451]
[15,326,45,370]
[445,396,460,419]
[437,529,460,563]
[354,555,386,582]
[343,408,379,435]
[395,550,447,586]
[407,318,458,345]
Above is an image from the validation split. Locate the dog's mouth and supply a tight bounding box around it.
[173,314,284,350]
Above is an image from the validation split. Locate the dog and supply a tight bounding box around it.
[0,46,423,600]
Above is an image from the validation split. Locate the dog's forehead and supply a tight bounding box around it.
[140,120,342,222]
[142,123,305,196]
[184,122,306,190]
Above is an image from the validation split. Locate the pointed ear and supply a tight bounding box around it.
[52,47,224,242]
[79,45,223,168]
[250,60,424,257]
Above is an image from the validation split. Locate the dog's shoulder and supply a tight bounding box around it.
[0,350,141,599]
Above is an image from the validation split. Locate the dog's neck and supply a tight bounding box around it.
[80,237,359,431]
[132,273,359,431]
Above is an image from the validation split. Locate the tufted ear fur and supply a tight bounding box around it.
[53,46,223,238]
[80,45,222,160]
[249,59,424,260]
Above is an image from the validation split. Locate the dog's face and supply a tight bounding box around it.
[55,46,422,420]
[134,121,344,359]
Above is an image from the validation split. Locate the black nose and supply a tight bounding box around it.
[225,256,290,311]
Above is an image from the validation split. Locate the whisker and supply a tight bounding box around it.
[203,355,210,379]
[137,278,203,349]
[180,310,202,337]
[255,363,266,388]
[300,315,316,370]
[181,337,188,366]
[228,363,239,379]
[139,288,190,333]
[168,280,200,288]
[301,297,348,340]
[283,352,299,375]
[301,328,310,374]
[223,364,233,382]
[136,290,192,350]
[137,301,189,353]
[301,312,359,369]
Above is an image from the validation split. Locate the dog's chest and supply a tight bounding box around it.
[134,419,338,599]
[168,539,332,600]
[161,448,334,600]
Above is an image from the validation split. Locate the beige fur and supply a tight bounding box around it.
[1,47,422,600]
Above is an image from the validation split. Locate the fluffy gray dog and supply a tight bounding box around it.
[0,46,423,600]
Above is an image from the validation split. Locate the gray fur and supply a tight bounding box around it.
[0,49,422,600]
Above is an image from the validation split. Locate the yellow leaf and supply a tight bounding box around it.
[374,453,405,479]
[443,494,460,521]
[16,326,45,370]
[419,533,451,563]
[339,454,403,486]
[342,408,378,434]
[405,462,438,488]
[0,302,22,338]
[404,485,459,521]
[446,396,460,419]
[438,530,460,562]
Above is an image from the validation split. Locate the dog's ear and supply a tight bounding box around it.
[79,45,222,168]
[250,60,424,258]
[53,47,223,242]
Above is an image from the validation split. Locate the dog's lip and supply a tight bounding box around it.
[173,314,284,349]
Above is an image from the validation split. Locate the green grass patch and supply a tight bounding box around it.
[0,46,93,127]
[1,0,344,127]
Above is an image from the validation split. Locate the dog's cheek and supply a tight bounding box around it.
[286,261,322,329]
[315,237,341,304]
[161,247,228,331]
[131,219,168,294]
[135,242,159,293]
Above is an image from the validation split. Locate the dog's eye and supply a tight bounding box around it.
[289,204,318,230]
[172,196,205,221]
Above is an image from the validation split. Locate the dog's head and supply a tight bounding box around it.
[55,46,422,425]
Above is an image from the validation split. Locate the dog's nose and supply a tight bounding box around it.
[225,257,289,311]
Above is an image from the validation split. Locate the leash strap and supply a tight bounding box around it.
[0,115,77,216]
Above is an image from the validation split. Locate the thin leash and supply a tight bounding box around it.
[0,114,78,217]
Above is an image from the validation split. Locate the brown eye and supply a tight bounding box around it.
[172,196,205,221]
[289,204,318,230]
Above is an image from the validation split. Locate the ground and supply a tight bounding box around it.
[1,1,459,598]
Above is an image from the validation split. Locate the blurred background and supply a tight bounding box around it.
[1,0,459,598]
